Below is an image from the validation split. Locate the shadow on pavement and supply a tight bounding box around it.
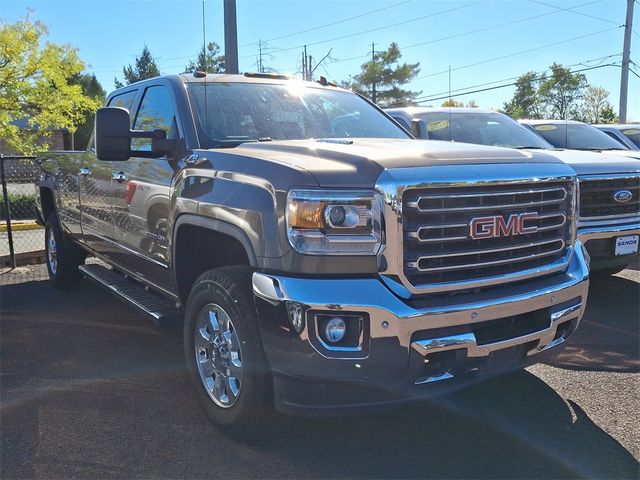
[545,274,640,373]
[1,280,638,479]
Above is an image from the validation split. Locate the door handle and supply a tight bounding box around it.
[112,171,128,183]
[79,167,91,176]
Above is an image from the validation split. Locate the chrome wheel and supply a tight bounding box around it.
[47,228,58,275]
[194,304,243,408]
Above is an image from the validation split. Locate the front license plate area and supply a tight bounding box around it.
[614,235,639,256]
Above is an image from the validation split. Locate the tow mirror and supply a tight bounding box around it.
[95,107,175,161]
[411,118,428,140]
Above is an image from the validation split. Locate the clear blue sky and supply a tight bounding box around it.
[2,0,639,120]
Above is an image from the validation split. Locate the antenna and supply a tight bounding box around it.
[448,65,452,142]
[202,0,208,135]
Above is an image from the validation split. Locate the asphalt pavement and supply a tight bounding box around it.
[1,262,638,479]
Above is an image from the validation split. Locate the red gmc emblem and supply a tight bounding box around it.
[470,212,539,239]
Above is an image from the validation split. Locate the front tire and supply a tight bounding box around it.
[183,266,273,435]
[44,213,85,288]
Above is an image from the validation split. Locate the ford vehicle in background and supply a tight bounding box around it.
[518,119,640,160]
[35,74,591,434]
[594,124,640,150]
[386,107,640,274]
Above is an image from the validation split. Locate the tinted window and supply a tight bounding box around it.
[532,123,627,150]
[187,83,409,148]
[621,127,640,148]
[413,111,551,149]
[389,114,411,131]
[107,90,137,111]
[132,86,176,151]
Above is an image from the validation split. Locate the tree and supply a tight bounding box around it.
[183,42,225,73]
[71,73,106,150]
[0,15,103,154]
[114,45,160,88]
[441,98,478,108]
[580,86,615,124]
[342,42,420,107]
[503,71,544,119]
[538,63,587,119]
[599,104,619,124]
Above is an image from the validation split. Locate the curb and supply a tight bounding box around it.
[0,221,42,233]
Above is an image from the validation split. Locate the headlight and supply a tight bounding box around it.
[286,189,383,255]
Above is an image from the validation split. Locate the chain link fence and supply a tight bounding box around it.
[1,155,44,268]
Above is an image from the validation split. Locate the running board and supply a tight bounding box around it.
[79,264,182,326]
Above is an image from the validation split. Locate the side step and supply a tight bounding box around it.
[79,264,182,327]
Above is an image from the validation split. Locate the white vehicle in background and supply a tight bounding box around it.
[518,119,640,161]
[385,107,640,274]
[593,124,640,151]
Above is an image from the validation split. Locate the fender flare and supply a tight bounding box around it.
[172,213,259,270]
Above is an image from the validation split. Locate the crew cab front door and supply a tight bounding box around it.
[108,83,179,291]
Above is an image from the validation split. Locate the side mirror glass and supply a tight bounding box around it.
[411,118,428,139]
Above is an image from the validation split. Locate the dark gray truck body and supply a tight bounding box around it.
[37,74,590,416]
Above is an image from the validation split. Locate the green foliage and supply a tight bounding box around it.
[0,192,37,220]
[441,98,478,108]
[184,42,225,73]
[538,63,587,119]
[503,71,544,119]
[114,45,160,88]
[579,86,617,124]
[342,43,420,107]
[0,15,103,154]
[504,64,589,120]
[70,73,106,150]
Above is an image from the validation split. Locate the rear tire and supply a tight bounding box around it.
[44,213,85,288]
[183,266,274,437]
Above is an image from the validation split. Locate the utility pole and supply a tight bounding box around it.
[223,0,239,74]
[303,45,308,80]
[258,39,263,73]
[371,42,376,104]
[308,55,313,81]
[619,0,634,123]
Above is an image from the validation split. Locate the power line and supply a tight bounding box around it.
[409,63,619,105]
[412,54,622,101]
[239,0,487,59]
[400,0,605,52]
[413,26,622,80]
[527,0,620,25]
[238,0,412,48]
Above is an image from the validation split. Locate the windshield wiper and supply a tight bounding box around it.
[514,146,548,149]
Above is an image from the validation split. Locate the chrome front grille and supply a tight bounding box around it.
[579,175,640,220]
[402,181,573,289]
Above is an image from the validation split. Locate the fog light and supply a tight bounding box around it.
[324,317,346,343]
[286,301,305,333]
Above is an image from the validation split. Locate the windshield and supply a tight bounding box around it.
[414,111,552,149]
[187,82,409,148]
[531,123,629,150]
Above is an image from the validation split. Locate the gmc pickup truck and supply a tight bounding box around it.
[36,73,589,433]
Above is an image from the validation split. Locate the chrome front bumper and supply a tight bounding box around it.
[577,218,640,268]
[252,242,590,413]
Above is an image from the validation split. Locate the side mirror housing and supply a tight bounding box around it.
[411,118,429,139]
[95,107,176,161]
[95,107,132,161]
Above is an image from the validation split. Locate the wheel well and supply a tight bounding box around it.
[174,224,251,304]
[40,187,55,221]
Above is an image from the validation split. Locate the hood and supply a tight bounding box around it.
[534,148,640,176]
[226,138,563,187]
[599,149,640,161]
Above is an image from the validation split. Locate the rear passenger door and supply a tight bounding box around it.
[108,82,180,291]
